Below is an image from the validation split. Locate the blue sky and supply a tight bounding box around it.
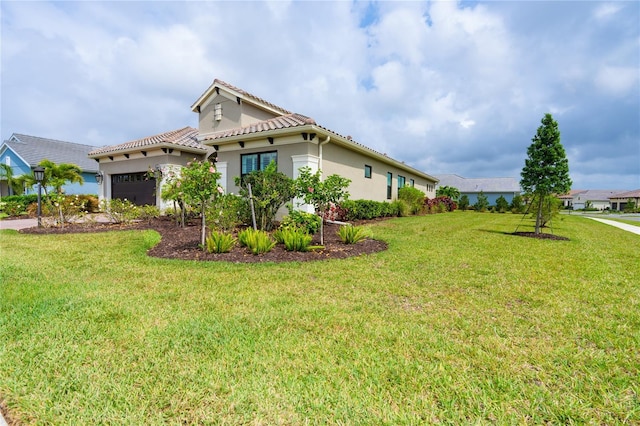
[1,1,638,190]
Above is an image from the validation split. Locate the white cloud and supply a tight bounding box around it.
[594,66,639,96]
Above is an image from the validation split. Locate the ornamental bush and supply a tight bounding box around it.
[205,231,237,253]
[398,186,425,215]
[273,227,312,252]
[238,228,276,255]
[337,225,371,244]
[280,208,322,235]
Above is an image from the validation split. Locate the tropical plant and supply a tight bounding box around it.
[273,227,312,252]
[520,113,572,234]
[237,228,275,255]
[337,225,370,244]
[235,161,295,231]
[205,231,237,253]
[36,159,84,195]
[0,163,24,196]
[436,185,460,201]
[295,166,351,245]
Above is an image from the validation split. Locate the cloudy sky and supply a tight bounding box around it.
[2,1,638,190]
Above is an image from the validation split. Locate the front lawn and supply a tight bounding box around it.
[1,213,638,424]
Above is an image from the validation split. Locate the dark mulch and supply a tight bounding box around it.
[511,231,569,241]
[19,217,387,263]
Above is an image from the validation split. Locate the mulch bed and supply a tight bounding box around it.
[19,217,388,263]
[511,231,569,241]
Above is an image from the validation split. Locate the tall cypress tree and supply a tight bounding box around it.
[520,113,572,234]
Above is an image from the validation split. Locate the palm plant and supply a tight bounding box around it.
[37,159,84,195]
[0,163,24,196]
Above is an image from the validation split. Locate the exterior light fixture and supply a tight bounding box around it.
[34,166,45,228]
[95,171,103,184]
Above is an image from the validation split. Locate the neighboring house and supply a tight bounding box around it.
[570,189,627,210]
[89,79,438,210]
[0,134,99,197]
[434,174,521,205]
[608,189,640,211]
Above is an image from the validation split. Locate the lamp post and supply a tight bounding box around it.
[34,166,45,228]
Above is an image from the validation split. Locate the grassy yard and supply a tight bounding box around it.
[1,213,638,424]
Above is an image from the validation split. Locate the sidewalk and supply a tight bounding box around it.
[585,217,640,235]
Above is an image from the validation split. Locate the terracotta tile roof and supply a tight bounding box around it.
[609,189,640,199]
[201,113,316,141]
[89,127,204,156]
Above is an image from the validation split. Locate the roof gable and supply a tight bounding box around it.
[3,133,98,172]
[191,79,291,116]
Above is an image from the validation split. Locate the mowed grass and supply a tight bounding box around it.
[1,213,638,424]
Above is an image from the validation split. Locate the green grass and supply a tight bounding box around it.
[1,213,639,424]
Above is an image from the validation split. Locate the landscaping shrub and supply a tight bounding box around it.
[100,199,139,224]
[340,199,398,221]
[273,227,312,252]
[0,195,39,217]
[205,231,237,253]
[424,196,457,213]
[510,194,525,214]
[207,194,250,233]
[337,225,371,244]
[238,228,276,254]
[458,194,470,211]
[136,204,161,224]
[398,186,425,215]
[280,208,321,235]
[235,161,295,231]
[495,195,509,213]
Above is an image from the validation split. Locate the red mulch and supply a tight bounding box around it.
[19,217,388,263]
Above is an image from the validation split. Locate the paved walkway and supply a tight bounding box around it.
[585,217,640,235]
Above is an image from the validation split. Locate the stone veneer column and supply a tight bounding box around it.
[291,154,320,214]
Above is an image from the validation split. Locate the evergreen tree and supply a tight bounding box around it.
[520,114,572,234]
[474,191,489,212]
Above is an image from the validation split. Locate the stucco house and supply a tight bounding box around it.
[0,134,99,197]
[608,189,640,211]
[89,79,438,210]
[570,189,627,210]
[434,174,521,205]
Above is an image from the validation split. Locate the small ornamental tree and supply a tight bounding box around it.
[235,161,296,231]
[495,195,509,213]
[474,191,489,212]
[520,113,572,234]
[161,169,186,227]
[458,194,470,211]
[295,166,351,245]
[179,159,222,248]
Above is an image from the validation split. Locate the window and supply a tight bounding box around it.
[241,151,277,176]
[398,175,406,189]
[410,179,415,187]
[387,172,392,199]
[364,164,372,179]
[4,156,10,166]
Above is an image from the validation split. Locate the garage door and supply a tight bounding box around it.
[111,172,156,206]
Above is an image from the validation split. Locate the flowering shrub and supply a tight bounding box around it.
[100,199,139,224]
[46,194,89,227]
[206,193,249,233]
[424,196,457,213]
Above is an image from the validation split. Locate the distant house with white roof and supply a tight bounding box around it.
[434,174,521,205]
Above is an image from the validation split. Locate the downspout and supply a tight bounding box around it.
[318,135,330,178]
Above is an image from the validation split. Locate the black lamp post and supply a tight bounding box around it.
[34,166,45,228]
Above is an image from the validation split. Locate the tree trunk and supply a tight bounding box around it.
[535,195,543,234]
[200,204,207,248]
